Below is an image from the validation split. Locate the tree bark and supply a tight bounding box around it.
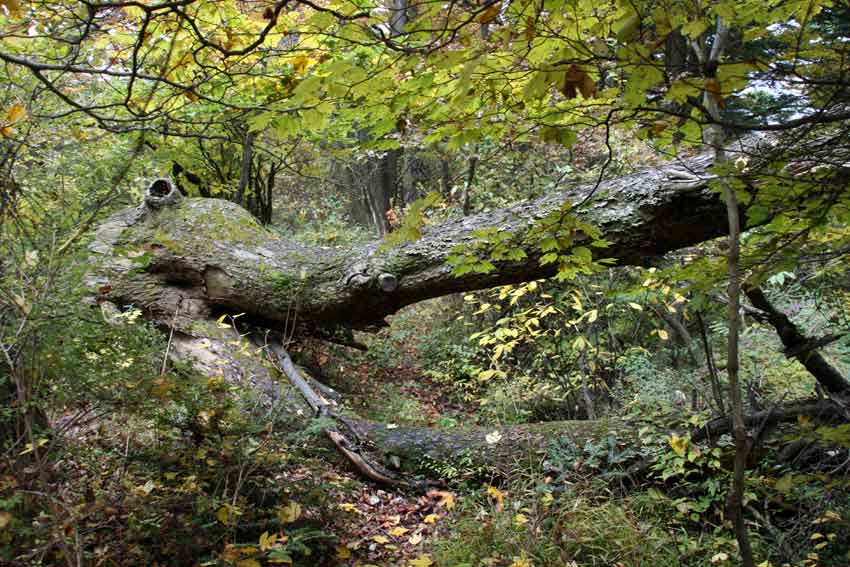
[82,135,831,481]
[86,138,768,333]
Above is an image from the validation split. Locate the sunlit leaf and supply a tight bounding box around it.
[276,501,301,524]
[408,554,434,567]
[669,434,688,457]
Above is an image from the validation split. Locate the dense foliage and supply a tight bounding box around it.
[1,0,849,566]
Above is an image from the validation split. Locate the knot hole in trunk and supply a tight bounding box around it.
[145,178,181,209]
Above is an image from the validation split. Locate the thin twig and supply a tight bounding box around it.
[160,304,180,375]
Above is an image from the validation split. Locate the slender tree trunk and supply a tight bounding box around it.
[440,157,451,197]
[722,168,754,567]
[696,311,726,413]
[463,152,478,216]
[236,131,256,206]
[695,17,754,567]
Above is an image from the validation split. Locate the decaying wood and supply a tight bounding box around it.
[692,396,850,441]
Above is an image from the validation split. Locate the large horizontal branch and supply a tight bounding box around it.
[745,287,850,393]
[86,137,778,332]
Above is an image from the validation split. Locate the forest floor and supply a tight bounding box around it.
[7,307,473,567]
[6,300,850,567]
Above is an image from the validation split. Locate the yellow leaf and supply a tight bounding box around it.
[628,302,643,311]
[408,533,423,545]
[0,511,11,529]
[236,560,262,567]
[423,513,439,524]
[291,55,316,74]
[540,492,554,506]
[775,474,793,494]
[408,554,434,567]
[658,329,669,341]
[509,556,532,567]
[435,491,455,509]
[19,437,49,456]
[6,104,26,125]
[259,531,279,551]
[276,501,301,524]
[372,534,389,544]
[486,485,504,505]
[217,505,231,525]
[341,502,357,513]
[814,510,841,523]
[0,126,12,138]
[390,526,409,537]
[335,545,351,559]
[669,434,688,457]
[513,513,528,526]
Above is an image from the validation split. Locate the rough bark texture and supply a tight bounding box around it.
[86,138,767,335]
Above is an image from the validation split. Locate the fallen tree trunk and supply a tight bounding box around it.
[83,135,848,480]
[86,139,755,332]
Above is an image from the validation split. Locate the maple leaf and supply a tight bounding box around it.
[561,65,596,100]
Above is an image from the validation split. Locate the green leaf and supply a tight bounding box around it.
[540,252,559,265]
